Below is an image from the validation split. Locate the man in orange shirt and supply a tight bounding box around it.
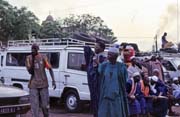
[26,43,56,117]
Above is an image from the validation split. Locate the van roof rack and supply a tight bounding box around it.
[8,38,96,47]
[0,41,5,50]
[8,38,111,48]
[159,51,180,57]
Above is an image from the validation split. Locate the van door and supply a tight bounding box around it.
[61,49,90,112]
[43,51,61,97]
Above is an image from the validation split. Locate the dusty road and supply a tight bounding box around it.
[22,98,93,117]
[22,98,180,117]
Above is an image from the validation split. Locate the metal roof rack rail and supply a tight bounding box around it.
[0,41,5,51]
[7,38,95,47]
[7,38,111,48]
[159,51,180,57]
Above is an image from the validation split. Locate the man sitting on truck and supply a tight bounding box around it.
[161,32,168,48]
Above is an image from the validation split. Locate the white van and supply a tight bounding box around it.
[161,56,180,81]
[1,38,93,112]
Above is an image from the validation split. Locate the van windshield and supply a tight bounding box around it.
[173,58,180,68]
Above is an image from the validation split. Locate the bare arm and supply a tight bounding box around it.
[44,55,56,89]
[49,68,56,89]
[49,68,55,82]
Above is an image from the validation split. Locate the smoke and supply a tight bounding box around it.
[157,4,177,36]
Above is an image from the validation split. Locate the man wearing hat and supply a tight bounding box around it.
[149,75,168,96]
[98,47,129,117]
[172,77,180,99]
[149,76,168,117]
[26,43,56,117]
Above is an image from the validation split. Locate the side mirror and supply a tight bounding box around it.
[177,64,180,70]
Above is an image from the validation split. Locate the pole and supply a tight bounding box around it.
[154,34,158,53]
[156,35,158,53]
[177,0,179,43]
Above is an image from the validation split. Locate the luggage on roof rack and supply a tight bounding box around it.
[159,48,178,53]
[72,32,111,44]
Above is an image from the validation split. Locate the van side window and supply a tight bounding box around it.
[42,52,59,68]
[6,53,29,66]
[68,52,85,71]
[161,60,176,71]
[6,52,60,68]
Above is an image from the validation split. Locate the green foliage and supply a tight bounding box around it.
[40,19,61,38]
[63,14,117,43]
[40,14,117,43]
[0,0,116,43]
[0,0,40,41]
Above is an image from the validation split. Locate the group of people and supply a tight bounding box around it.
[84,41,180,117]
[24,41,180,117]
[84,41,129,117]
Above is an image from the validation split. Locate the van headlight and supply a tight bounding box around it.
[19,95,30,104]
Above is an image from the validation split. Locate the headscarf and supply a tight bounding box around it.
[108,47,119,54]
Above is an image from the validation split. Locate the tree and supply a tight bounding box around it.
[62,14,117,43]
[0,0,40,41]
[40,14,117,43]
[13,7,40,40]
[0,0,116,43]
[0,0,14,41]
[40,17,62,38]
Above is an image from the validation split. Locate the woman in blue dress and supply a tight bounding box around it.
[98,47,129,117]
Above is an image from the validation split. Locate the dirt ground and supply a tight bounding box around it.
[22,98,93,117]
[22,98,180,117]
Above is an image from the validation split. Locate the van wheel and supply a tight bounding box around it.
[64,90,81,113]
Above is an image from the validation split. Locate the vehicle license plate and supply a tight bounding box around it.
[0,107,19,114]
[0,103,30,114]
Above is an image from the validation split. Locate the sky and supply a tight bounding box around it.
[6,0,178,51]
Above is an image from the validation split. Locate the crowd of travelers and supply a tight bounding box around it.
[84,41,180,117]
